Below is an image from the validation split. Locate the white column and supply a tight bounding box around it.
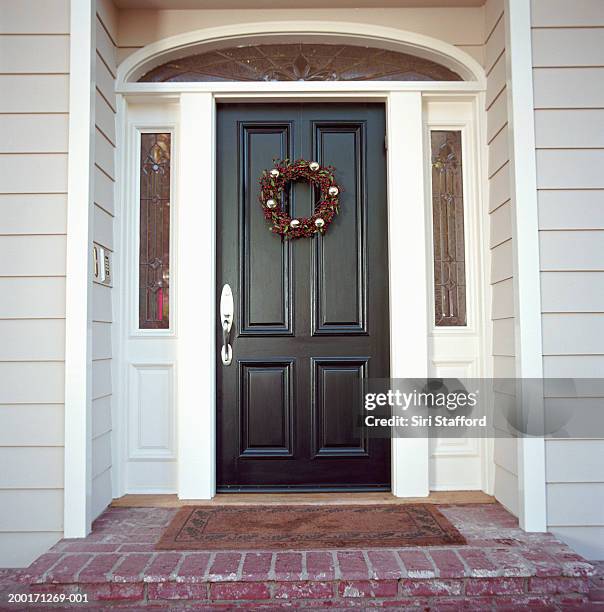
[387,92,430,497]
[505,0,547,532]
[64,0,95,537]
[177,93,216,499]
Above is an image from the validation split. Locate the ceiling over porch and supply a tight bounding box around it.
[115,0,486,7]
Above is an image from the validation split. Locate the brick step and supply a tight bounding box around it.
[23,576,591,608]
[4,505,598,609]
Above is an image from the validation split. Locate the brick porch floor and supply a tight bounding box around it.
[1,503,601,609]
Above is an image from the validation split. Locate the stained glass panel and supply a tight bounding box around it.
[431,131,467,327]
[139,133,171,329]
[139,43,462,82]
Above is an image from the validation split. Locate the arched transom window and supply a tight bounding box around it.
[138,43,463,82]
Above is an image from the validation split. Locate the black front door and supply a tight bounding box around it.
[216,103,390,491]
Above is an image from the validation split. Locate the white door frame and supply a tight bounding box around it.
[116,87,484,501]
[180,89,430,499]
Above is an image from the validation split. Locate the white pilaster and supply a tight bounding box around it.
[64,0,95,537]
[387,92,430,497]
[177,92,216,499]
[505,0,547,532]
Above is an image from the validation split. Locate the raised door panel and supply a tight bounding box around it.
[128,364,176,460]
[239,359,294,457]
[313,123,367,335]
[312,357,369,457]
[240,123,293,336]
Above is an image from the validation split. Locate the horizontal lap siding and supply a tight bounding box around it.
[0,0,69,567]
[531,0,604,560]
[92,0,117,523]
[0,75,69,113]
[0,194,66,234]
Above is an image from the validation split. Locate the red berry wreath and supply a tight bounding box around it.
[259,159,342,239]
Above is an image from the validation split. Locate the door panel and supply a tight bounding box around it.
[240,123,293,336]
[239,359,295,457]
[311,357,369,457]
[217,103,389,490]
[313,122,366,334]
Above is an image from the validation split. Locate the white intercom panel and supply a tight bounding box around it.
[92,243,113,286]
[102,249,112,286]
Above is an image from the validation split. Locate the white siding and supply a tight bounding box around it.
[0,75,69,113]
[0,0,69,567]
[90,0,117,523]
[484,0,518,516]
[0,1,69,34]
[531,0,604,560]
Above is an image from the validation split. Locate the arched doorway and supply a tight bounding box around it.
[113,23,490,500]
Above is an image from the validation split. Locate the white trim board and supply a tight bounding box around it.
[177,92,216,499]
[119,82,484,96]
[116,21,485,88]
[388,91,430,496]
[505,0,547,532]
[64,0,95,538]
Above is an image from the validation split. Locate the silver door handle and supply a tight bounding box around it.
[220,284,234,365]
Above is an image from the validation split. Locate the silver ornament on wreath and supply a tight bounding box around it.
[266,198,276,209]
[314,218,325,228]
[328,186,339,196]
[309,161,320,171]
[290,219,300,228]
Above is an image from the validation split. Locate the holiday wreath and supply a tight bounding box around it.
[259,159,342,239]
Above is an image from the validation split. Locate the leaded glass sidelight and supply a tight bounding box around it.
[138,43,462,83]
[139,133,171,329]
[431,131,467,327]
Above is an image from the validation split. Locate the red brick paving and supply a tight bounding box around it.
[274,580,333,599]
[111,552,153,582]
[144,552,182,582]
[207,552,241,580]
[305,551,336,580]
[44,554,93,583]
[147,581,208,600]
[465,576,525,596]
[429,548,466,578]
[273,552,303,580]
[76,553,121,583]
[241,552,272,581]
[176,552,211,582]
[339,578,399,598]
[335,550,371,580]
[0,502,600,609]
[589,560,604,606]
[367,549,403,579]
[397,548,437,578]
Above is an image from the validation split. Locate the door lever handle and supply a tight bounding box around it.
[220,284,234,365]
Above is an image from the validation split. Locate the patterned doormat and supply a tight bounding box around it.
[155,504,466,550]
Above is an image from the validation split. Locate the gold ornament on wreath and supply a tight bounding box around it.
[259,159,342,239]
